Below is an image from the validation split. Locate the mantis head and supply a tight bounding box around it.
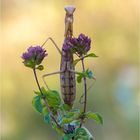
[65,5,76,15]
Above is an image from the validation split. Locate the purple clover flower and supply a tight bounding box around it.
[21,46,47,68]
[78,33,91,53]
[62,33,91,56]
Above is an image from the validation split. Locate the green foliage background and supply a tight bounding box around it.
[1,0,139,140]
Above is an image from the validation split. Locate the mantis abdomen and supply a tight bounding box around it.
[60,50,76,106]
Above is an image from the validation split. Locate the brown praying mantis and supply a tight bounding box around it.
[42,6,76,107]
[21,5,102,138]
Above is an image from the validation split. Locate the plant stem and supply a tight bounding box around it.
[33,68,62,130]
[33,69,42,94]
[80,58,87,127]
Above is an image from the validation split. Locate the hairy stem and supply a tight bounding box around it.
[33,68,62,130]
[80,58,87,127]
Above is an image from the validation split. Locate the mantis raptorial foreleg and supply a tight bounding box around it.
[42,70,64,90]
[41,37,62,55]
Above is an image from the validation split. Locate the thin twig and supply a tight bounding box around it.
[33,68,62,130]
[79,58,87,127]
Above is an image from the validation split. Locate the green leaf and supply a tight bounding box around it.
[44,114,51,124]
[77,75,83,83]
[74,135,89,140]
[66,109,80,118]
[47,90,61,107]
[41,87,46,93]
[41,87,61,108]
[61,117,73,125]
[32,95,43,113]
[73,53,98,67]
[86,112,103,124]
[36,65,44,70]
[61,103,72,111]
[63,134,75,140]
[75,127,94,140]
[34,90,40,95]
[42,107,49,115]
[76,128,87,135]
[61,109,80,126]
[85,69,94,79]
[52,122,64,136]
[73,59,81,66]
[63,135,70,140]
[76,69,95,83]
[84,53,98,58]
[72,120,81,127]
[71,108,81,113]
[63,135,69,140]
[42,106,51,123]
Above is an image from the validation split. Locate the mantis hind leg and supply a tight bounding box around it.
[68,69,96,104]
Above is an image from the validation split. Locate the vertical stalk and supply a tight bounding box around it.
[80,58,87,127]
[33,68,62,130]
[33,68,42,94]
[81,59,87,113]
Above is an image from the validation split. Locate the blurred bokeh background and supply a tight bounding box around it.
[1,0,139,140]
